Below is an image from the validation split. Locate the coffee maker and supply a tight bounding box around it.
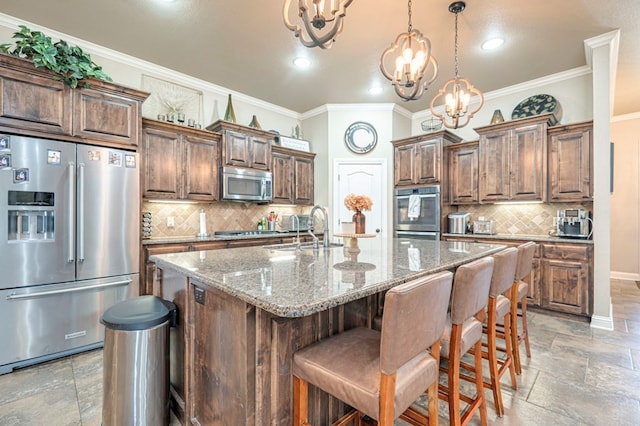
[556,209,592,239]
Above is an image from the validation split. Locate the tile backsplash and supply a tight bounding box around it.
[460,202,593,236]
[143,201,309,238]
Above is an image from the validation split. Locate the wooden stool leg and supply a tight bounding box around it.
[503,312,518,390]
[448,327,463,426]
[487,301,504,416]
[293,375,309,426]
[473,340,489,426]
[510,286,522,374]
[521,298,531,358]
[427,380,439,426]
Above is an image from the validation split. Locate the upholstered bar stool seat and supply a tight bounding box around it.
[293,271,454,426]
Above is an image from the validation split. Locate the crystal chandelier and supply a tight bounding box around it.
[379,0,438,101]
[283,0,354,49]
[430,1,483,129]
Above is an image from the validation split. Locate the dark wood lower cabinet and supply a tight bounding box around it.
[441,236,592,317]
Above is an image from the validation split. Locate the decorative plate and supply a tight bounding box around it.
[344,122,378,154]
[511,94,562,121]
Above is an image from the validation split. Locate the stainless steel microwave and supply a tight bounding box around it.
[221,166,272,202]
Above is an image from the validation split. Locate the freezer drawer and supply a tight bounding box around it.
[0,274,138,374]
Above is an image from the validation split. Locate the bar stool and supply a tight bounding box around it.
[511,241,536,374]
[292,271,454,426]
[482,247,518,416]
[438,256,494,426]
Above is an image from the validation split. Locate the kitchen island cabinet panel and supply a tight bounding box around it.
[151,240,505,424]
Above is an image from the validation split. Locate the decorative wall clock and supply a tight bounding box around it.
[344,121,378,154]
[141,75,203,124]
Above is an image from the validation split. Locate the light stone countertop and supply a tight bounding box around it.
[441,233,594,244]
[150,237,506,318]
[142,231,310,245]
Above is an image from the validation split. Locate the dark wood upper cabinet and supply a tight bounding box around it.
[392,130,462,187]
[547,121,593,202]
[207,120,273,171]
[0,53,147,148]
[447,141,479,205]
[272,145,315,205]
[142,118,220,201]
[475,113,556,202]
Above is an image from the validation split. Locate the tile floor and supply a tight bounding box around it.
[0,279,638,425]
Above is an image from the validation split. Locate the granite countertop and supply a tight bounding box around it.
[441,233,594,245]
[150,237,505,318]
[142,231,307,245]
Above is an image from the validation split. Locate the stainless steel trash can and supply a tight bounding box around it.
[101,295,176,426]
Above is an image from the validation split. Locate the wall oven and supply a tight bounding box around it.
[394,185,440,239]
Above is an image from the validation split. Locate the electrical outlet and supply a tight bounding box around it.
[167,216,175,228]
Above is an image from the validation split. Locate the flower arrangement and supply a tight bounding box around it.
[344,194,373,212]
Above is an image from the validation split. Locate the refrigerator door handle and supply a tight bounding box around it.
[5,279,133,300]
[78,163,85,263]
[67,162,75,263]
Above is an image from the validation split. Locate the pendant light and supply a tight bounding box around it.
[380,0,438,101]
[430,1,483,129]
[283,0,353,49]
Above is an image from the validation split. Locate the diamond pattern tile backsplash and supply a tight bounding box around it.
[461,202,593,236]
[143,201,309,238]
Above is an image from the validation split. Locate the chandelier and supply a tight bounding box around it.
[379,0,438,101]
[283,0,354,49]
[430,1,483,129]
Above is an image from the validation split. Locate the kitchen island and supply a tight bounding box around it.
[151,237,505,425]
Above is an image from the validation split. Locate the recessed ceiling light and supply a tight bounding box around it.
[482,38,504,50]
[293,57,311,69]
[368,86,383,95]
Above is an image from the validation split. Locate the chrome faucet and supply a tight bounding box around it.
[293,214,301,251]
[309,205,330,248]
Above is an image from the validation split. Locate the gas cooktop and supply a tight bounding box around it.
[214,230,277,237]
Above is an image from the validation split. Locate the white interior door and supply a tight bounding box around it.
[333,159,387,237]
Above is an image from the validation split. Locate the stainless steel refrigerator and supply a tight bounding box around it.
[0,135,139,374]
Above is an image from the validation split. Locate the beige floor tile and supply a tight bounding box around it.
[549,333,633,370]
[585,359,640,400]
[0,384,81,426]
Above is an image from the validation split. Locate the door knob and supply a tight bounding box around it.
[376,228,381,233]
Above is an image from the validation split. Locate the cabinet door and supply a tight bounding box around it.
[510,123,546,201]
[144,243,190,295]
[415,139,441,184]
[449,145,479,204]
[223,129,251,167]
[73,87,140,148]
[0,66,72,135]
[183,134,219,201]
[250,135,271,170]
[479,131,510,201]
[541,259,589,315]
[142,127,182,199]
[548,127,592,201]
[394,145,416,186]
[272,151,294,204]
[294,155,314,205]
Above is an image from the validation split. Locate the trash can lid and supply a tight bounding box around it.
[101,295,176,331]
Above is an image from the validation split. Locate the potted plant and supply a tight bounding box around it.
[0,25,112,88]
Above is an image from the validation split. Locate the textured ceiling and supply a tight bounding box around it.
[0,0,638,115]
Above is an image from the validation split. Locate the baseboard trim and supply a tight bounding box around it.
[610,271,640,281]
[590,303,614,331]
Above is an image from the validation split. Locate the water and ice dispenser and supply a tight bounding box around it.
[7,191,55,241]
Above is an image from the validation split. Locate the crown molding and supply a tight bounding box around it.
[0,12,301,120]
[611,111,640,122]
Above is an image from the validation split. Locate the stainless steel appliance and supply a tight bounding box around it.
[473,219,495,235]
[279,214,311,232]
[0,135,139,374]
[221,166,272,203]
[394,185,440,240]
[556,208,592,239]
[448,212,471,234]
